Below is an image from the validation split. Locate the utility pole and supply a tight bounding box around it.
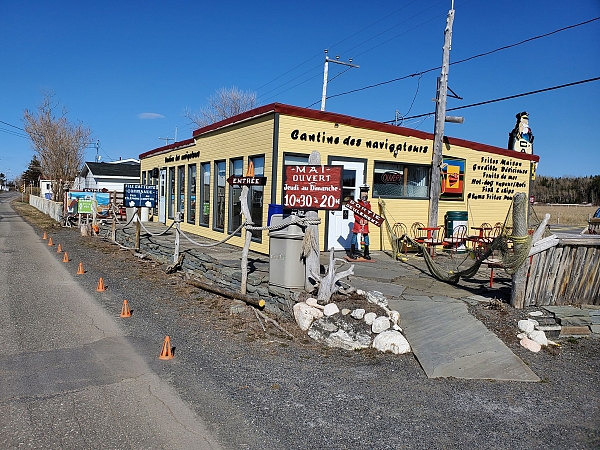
[428,1,462,228]
[159,136,174,146]
[320,50,359,111]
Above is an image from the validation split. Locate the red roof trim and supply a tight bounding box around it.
[140,103,540,163]
[139,138,195,160]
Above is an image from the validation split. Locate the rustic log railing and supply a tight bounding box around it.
[523,234,600,306]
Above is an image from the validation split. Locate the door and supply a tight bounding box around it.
[327,160,365,250]
[159,168,166,223]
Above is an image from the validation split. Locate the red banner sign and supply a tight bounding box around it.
[345,199,385,227]
[283,165,343,210]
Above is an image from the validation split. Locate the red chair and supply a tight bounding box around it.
[423,225,445,257]
[443,224,467,258]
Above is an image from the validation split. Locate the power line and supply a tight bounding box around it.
[384,76,600,123]
[310,16,600,106]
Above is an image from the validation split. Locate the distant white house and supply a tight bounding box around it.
[73,159,140,192]
[40,179,53,199]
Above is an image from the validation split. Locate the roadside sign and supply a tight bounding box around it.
[283,165,343,210]
[78,199,94,214]
[345,199,385,227]
[226,175,267,186]
[124,184,158,208]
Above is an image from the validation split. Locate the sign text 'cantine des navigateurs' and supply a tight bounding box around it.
[345,199,385,227]
[283,165,343,210]
[226,175,267,186]
[124,184,158,208]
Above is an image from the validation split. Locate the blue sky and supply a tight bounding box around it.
[1,0,599,182]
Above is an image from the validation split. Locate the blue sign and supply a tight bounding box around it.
[124,184,157,208]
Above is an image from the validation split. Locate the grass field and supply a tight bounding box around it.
[532,204,598,226]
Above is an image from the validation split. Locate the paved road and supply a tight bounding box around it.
[0,193,222,449]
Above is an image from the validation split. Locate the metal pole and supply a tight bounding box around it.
[428,5,455,228]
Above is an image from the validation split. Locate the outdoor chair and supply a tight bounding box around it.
[443,224,467,258]
[392,222,408,257]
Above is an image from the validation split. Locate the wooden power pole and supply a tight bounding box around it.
[428,3,456,228]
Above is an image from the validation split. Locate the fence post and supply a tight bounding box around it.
[135,207,141,251]
[174,212,181,263]
[510,192,528,308]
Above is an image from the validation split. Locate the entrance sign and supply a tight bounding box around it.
[124,184,158,208]
[345,199,384,227]
[226,175,267,186]
[283,165,343,210]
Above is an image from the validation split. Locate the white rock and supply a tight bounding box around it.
[364,312,377,325]
[392,324,403,332]
[520,337,541,353]
[372,331,411,354]
[293,302,324,331]
[528,319,539,327]
[517,319,535,333]
[529,311,544,317]
[388,310,401,326]
[323,303,340,317]
[366,291,389,308]
[305,298,324,310]
[341,308,351,315]
[324,329,371,350]
[516,332,528,340]
[351,309,365,320]
[356,289,365,296]
[371,316,391,334]
[527,329,548,346]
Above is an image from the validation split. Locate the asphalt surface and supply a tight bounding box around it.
[2,192,599,449]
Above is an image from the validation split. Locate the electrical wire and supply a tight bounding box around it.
[311,16,600,105]
[385,76,600,123]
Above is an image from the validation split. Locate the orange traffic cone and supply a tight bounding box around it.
[77,262,85,274]
[56,244,62,253]
[42,231,47,240]
[62,252,69,263]
[159,336,174,360]
[47,237,53,246]
[96,277,106,292]
[120,300,132,318]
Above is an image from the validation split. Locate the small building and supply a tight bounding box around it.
[73,159,140,192]
[139,103,539,255]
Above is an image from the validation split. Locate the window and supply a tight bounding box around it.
[200,163,210,226]
[187,164,196,224]
[141,171,146,185]
[249,155,265,240]
[283,154,309,166]
[168,166,175,219]
[177,165,185,219]
[228,158,243,233]
[214,160,226,230]
[372,162,429,199]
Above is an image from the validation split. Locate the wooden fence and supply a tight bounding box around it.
[524,235,600,306]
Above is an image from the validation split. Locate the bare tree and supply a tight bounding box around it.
[23,92,92,201]
[184,86,258,127]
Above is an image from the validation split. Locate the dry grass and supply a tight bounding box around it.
[10,199,62,230]
[532,204,597,226]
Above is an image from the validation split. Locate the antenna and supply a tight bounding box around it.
[159,136,174,146]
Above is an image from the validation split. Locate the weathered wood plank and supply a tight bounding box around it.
[555,245,573,304]
[524,252,539,307]
[544,246,563,307]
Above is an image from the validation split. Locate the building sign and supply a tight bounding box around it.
[283,165,343,210]
[226,175,267,186]
[440,157,465,201]
[468,157,529,202]
[345,199,384,227]
[124,184,158,208]
[78,199,94,214]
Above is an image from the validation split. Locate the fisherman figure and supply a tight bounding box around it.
[349,184,372,260]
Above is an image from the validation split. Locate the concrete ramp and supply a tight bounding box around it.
[389,296,540,382]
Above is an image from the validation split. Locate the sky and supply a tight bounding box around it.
[1,0,599,182]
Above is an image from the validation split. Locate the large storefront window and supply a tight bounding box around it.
[168,166,175,219]
[372,162,430,199]
[228,158,243,233]
[249,155,264,240]
[187,164,196,224]
[214,160,226,231]
[200,162,210,226]
[141,171,146,185]
[177,165,185,219]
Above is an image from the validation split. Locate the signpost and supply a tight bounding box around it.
[283,165,343,211]
[345,199,385,227]
[124,184,158,208]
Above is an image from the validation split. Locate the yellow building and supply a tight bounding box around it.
[139,103,539,255]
